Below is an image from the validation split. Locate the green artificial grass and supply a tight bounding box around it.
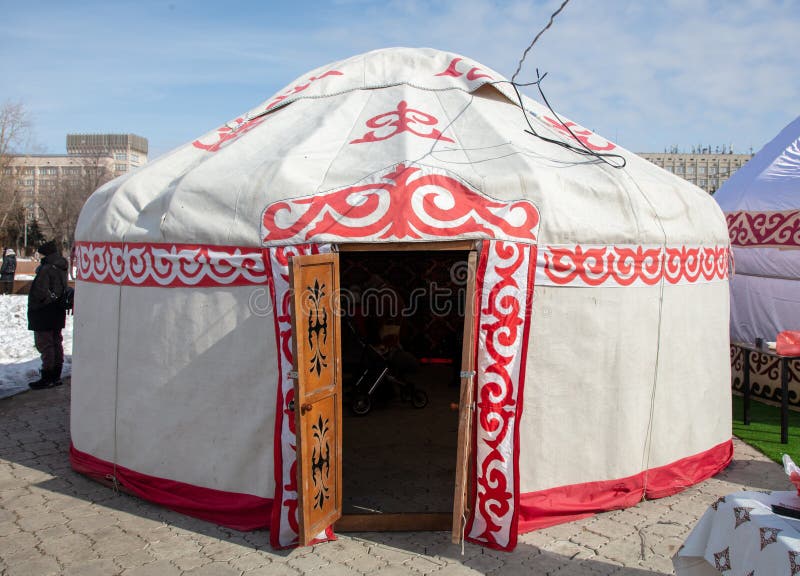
[732,394,800,465]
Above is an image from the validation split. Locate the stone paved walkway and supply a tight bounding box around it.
[0,382,790,575]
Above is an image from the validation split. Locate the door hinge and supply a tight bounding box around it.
[460,370,476,378]
[287,371,299,380]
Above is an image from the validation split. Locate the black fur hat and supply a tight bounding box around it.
[37,240,58,256]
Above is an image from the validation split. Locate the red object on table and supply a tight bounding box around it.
[791,471,800,497]
[777,331,800,356]
[420,357,453,365]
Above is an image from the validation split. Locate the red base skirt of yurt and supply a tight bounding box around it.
[517,439,733,532]
[69,443,273,531]
[70,439,731,538]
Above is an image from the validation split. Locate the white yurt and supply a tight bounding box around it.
[71,47,732,551]
[714,115,800,343]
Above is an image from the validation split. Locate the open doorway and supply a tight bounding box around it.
[338,248,471,522]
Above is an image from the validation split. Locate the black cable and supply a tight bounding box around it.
[511,0,572,83]
[505,0,626,167]
[530,68,626,168]
[489,75,627,168]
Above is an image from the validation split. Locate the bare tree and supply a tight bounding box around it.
[37,154,113,247]
[0,101,33,236]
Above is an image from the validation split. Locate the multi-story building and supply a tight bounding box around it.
[2,134,148,244]
[66,133,148,177]
[3,154,116,221]
[637,150,753,194]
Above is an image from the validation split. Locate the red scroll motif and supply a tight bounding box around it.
[542,116,616,152]
[193,70,343,153]
[466,240,536,550]
[74,242,268,287]
[192,115,267,153]
[540,245,729,287]
[350,101,454,144]
[262,164,539,244]
[435,57,492,81]
[264,70,343,112]
[726,210,800,248]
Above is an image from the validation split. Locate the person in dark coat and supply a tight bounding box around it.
[0,248,16,294]
[28,240,68,389]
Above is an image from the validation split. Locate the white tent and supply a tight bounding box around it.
[714,115,800,343]
[71,47,732,551]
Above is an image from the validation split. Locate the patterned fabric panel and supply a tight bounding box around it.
[731,345,800,407]
[727,210,800,248]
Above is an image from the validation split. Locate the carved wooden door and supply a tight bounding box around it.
[289,252,342,546]
[452,250,479,544]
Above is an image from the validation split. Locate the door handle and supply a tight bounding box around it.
[288,400,312,413]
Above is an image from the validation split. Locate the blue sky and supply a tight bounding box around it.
[1,0,798,159]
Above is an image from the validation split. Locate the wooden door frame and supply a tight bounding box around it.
[451,249,478,543]
[333,240,480,534]
[337,240,477,253]
[290,253,344,545]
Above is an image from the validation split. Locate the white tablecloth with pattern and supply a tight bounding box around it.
[674,491,800,576]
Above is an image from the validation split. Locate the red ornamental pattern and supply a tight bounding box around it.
[542,116,616,152]
[262,164,539,245]
[467,241,535,550]
[192,115,267,153]
[263,70,343,112]
[192,70,343,153]
[540,245,729,287]
[268,243,330,548]
[726,210,800,248]
[74,242,268,287]
[435,57,492,81]
[350,101,454,144]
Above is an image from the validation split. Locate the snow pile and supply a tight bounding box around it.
[0,295,73,399]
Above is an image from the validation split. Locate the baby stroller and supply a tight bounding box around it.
[345,320,428,415]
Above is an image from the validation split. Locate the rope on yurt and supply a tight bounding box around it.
[510,74,627,168]
[506,0,672,499]
[461,512,467,555]
[511,0,572,83]
[503,0,626,167]
[109,263,124,494]
[620,172,669,502]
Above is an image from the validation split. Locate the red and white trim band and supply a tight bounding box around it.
[74,242,269,288]
[726,210,800,248]
[466,240,536,551]
[538,245,729,287]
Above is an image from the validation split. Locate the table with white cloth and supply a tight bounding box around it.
[674,491,800,575]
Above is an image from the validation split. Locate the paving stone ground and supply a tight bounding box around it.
[0,381,790,575]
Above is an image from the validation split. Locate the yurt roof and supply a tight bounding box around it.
[76,47,727,248]
[714,115,800,212]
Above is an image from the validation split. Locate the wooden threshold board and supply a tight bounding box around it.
[335,513,451,532]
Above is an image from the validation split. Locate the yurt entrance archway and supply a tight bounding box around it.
[288,241,479,545]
